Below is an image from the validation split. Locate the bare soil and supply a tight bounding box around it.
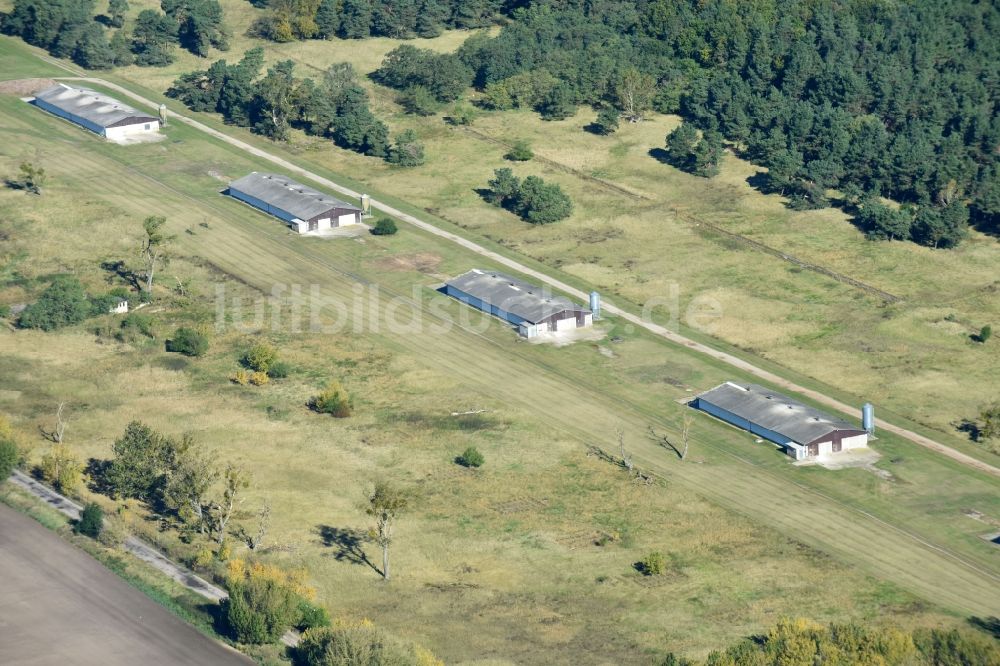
[0,78,55,95]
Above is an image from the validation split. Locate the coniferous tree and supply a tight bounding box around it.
[131,9,177,66]
[415,0,448,37]
[337,0,371,38]
[314,0,338,38]
[73,23,115,69]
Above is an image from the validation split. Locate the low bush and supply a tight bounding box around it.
[225,577,298,644]
[117,313,155,342]
[249,371,270,386]
[0,438,19,482]
[310,381,352,418]
[225,559,313,645]
[505,140,533,161]
[242,343,277,373]
[38,444,82,494]
[371,218,398,236]
[97,514,129,549]
[267,360,291,379]
[638,551,666,576]
[76,502,104,538]
[17,275,91,331]
[166,327,209,357]
[295,600,331,632]
[295,623,429,666]
[456,446,484,468]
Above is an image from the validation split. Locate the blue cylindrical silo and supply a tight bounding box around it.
[862,403,874,433]
[589,291,601,319]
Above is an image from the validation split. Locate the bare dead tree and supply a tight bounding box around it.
[648,425,683,460]
[617,426,633,472]
[239,501,270,551]
[173,275,191,297]
[209,465,248,545]
[680,413,694,461]
[53,402,67,443]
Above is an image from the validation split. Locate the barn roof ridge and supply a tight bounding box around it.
[695,382,863,446]
[446,269,591,324]
[33,83,158,129]
[229,172,360,222]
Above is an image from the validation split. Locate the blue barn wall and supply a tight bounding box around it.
[34,99,106,136]
[695,399,793,447]
[444,285,528,326]
[229,188,297,224]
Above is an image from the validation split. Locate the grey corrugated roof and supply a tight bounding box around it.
[229,172,360,222]
[446,269,590,324]
[695,382,863,445]
[34,84,157,128]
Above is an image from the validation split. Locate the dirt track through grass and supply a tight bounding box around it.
[17,115,997,619]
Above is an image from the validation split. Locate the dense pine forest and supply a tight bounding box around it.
[3,0,998,245]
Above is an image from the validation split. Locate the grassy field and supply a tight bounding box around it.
[1,49,999,665]
[65,0,999,455]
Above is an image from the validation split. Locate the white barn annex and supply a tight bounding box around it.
[228,172,362,233]
[693,382,869,460]
[32,84,160,140]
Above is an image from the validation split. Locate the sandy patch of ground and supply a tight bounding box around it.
[980,531,1000,547]
[302,223,370,239]
[109,132,168,146]
[0,78,55,95]
[528,324,607,347]
[375,251,443,273]
[795,447,890,478]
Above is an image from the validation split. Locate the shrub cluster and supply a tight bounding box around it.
[166,327,209,357]
[370,218,398,236]
[484,168,573,225]
[310,381,352,418]
[456,446,484,468]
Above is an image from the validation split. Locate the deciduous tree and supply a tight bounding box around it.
[140,215,172,292]
[614,68,655,122]
[209,464,249,544]
[366,481,407,581]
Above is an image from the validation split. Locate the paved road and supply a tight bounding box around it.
[49,73,998,480]
[0,503,253,666]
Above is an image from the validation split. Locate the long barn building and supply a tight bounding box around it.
[228,172,362,233]
[445,269,593,338]
[693,382,868,460]
[32,84,160,140]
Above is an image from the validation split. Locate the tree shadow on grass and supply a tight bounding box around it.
[955,419,982,442]
[968,616,1000,639]
[100,260,141,291]
[473,187,494,205]
[85,457,115,496]
[315,525,380,574]
[648,147,671,165]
